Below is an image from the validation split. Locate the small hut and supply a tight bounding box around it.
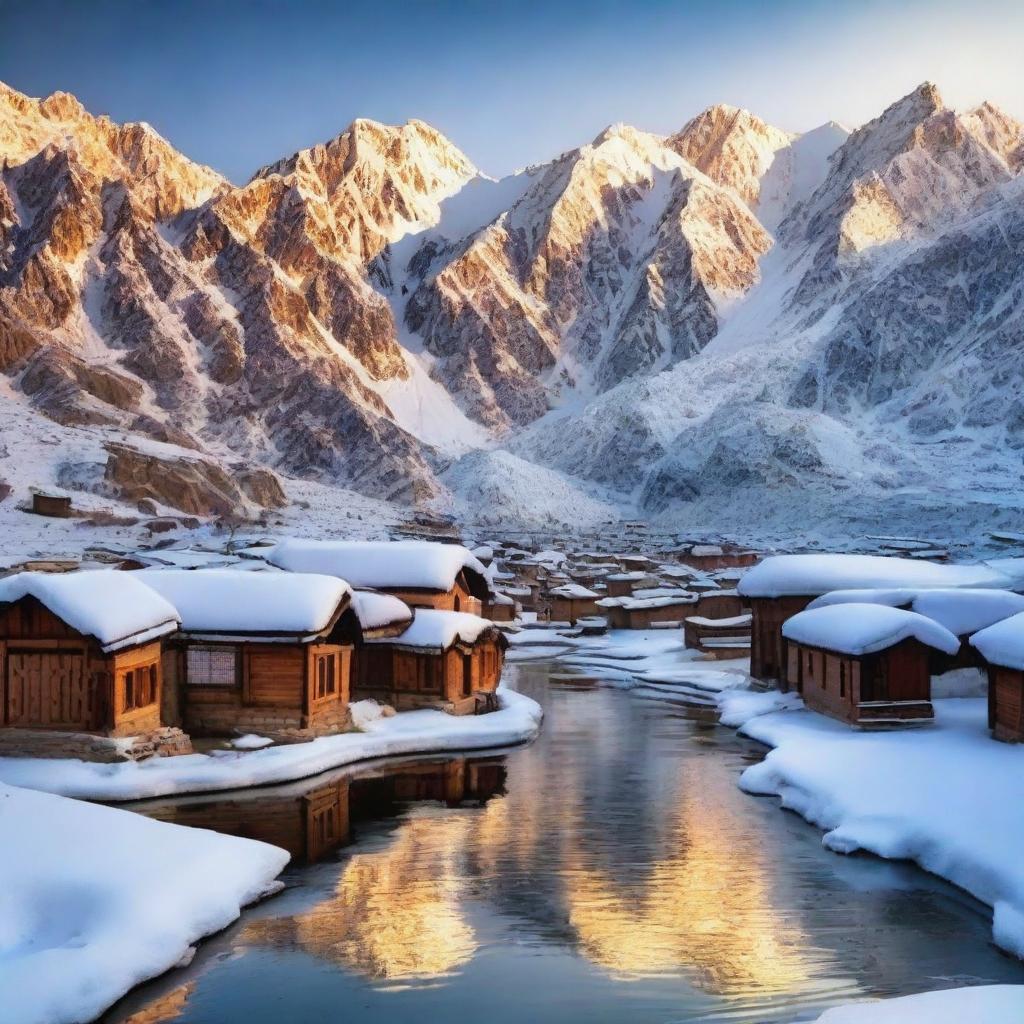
[684,613,753,657]
[739,554,1011,684]
[598,590,697,629]
[483,591,518,622]
[356,609,506,715]
[0,571,183,758]
[548,583,600,624]
[604,571,659,598]
[782,603,960,727]
[266,539,491,615]
[136,569,356,739]
[971,611,1024,742]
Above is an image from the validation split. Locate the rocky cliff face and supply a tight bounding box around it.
[1,78,1022,531]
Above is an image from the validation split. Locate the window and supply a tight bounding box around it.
[187,646,239,686]
[122,664,158,712]
[315,653,337,700]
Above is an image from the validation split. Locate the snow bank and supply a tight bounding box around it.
[0,782,287,1024]
[971,611,1024,670]
[726,696,1024,960]
[808,986,1024,1023]
[0,687,542,801]
[0,570,179,653]
[366,607,495,651]
[134,568,351,638]
[738,554,1011,599]
[351,589,413,631]
[267,538,488,593]
[911,589,1024,637]
[598,593,696,610]
[782,603,960,655]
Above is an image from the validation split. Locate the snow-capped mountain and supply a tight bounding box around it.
[1,79,1022,536]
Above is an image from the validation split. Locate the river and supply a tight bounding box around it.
[104,662,1024,1023]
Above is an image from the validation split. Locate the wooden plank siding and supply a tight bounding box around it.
[991,667,1024,743]
[173,639,352,737]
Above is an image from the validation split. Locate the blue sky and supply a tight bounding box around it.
[3,0,1022,181]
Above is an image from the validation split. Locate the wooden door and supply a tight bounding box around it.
[5,650,91,729]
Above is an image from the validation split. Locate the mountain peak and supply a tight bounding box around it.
[666,103,793,206]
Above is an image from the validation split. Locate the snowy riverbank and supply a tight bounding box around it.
[0,782,288,1024]
[723,691,1024,961]
[0,686,542,802]
[806,985,1024,1022]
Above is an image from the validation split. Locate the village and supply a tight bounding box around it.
[3,521,1024,1022]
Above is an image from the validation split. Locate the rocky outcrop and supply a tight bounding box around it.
[102,443,265,517]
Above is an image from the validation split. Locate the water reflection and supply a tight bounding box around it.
[108,665,1024,1024]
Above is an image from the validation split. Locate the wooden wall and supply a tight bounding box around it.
[750,596,813,683]
[991,668,1024,742]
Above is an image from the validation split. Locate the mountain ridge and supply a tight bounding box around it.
[1,79,1022,535]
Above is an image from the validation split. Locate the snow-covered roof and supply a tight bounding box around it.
[910,589,1024,637]
[548,583,599,600]
[782,603,960,657]
[351,590,413,632]
[0,571,180,653]
[134,569,351,640]
[266,539,489,595]
[606,571,653,582]
[598,593,697,610]
[365,608,498,652]
[970,612,1024,670]
[685,613,752,628]
[739,554,1011,599]
[808,588,918,610]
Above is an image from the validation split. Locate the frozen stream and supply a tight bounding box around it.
[105,662,1024,1023]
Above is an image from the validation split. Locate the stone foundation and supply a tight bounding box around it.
[0,726,193,762]
[183,703,353,742]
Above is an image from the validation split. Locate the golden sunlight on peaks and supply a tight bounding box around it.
[564,781,810,994]
[252,811,477,983]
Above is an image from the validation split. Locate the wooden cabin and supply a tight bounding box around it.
[684,613,752,659]
[355,609,506,715]
[0,571,184,759]
[599,591,697,629]
[679,546,759,571]
[738,554,1011,685]
[692,590,745,620]
[781,604,960,727]
[483,592,517,622]
[548,584,600,624]
[267,538,491,615]
[971,611,1024,742]
[604,572,658,598]
[136,569,357,739]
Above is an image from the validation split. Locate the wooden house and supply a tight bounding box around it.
[355,609,506,715]
[679,545,759,571]
[684,613,752,658]
[0,571,183,759]
[971,611,1024,742]
[548,583,600,624]
[136,569,358,739]
[781,603,960,727]
[739,554,1012,684]
[604,572,658,598]
[598,590,697,629]
[692,590,745,620]
[267,539,491,615]
[483,592,517,622]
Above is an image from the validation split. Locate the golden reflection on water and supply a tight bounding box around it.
[562,779,810,993]
[245,811,478,983]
